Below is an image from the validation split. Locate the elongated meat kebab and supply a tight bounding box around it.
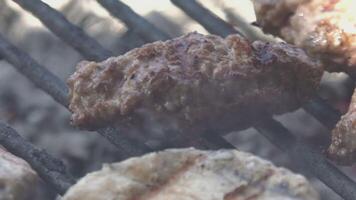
[68,32,322,144]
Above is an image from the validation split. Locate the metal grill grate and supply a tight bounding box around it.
[0,0,355,199]
[0,122,75,195]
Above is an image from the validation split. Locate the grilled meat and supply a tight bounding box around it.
[68,32,322,141]
[253,0,356,165]
[0,148,38,200]
[253,0,356,74]
[328,88,356,165]
[62,148,319,200]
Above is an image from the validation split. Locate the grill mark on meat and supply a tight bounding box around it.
[131,153,206,200]
[223,168,275,200]
[224,185,248,200]
[62,149,319,200]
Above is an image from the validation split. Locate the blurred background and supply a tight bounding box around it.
[0,0,354,199]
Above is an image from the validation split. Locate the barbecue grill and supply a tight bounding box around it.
[0,0,355,199]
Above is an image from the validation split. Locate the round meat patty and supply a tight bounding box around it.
[63,148,319,200]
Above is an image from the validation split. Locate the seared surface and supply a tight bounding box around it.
[0,148,38,200]
[68,32,322,140]
[63,148,319,200]
[253,0,356,74]
[328,88,356,164]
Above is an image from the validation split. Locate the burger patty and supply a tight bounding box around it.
[62,148,319,200]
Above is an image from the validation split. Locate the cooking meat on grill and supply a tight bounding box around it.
[68,32,322,142]
[0,147,38,200]
[252,0,356,75]
[252,0,356,164]
[62,148,319,200]
[328,88,356,164]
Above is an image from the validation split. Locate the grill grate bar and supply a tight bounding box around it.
[13,0,113,61]
[0,34,150,159]
[96,127,150,156]
[0,33,68,107]
[171,0,240,37]
[97,0,170,42]
[255,117,356,200]
[0,122,75,195]
[304,96,341,130]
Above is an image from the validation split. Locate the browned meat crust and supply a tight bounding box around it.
[62,148,319,200]
[328,88,356,165]
[253,0,356,165]
[68,32,322,138]
[253,0,356,74]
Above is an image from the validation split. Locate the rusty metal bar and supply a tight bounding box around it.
[96,127,149,156]
[13,0,113,61]
[171,0,240,37]
[0,33,149,158]
[0,121,75,195]
[97,0,170,42]
[255,117,356,200]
